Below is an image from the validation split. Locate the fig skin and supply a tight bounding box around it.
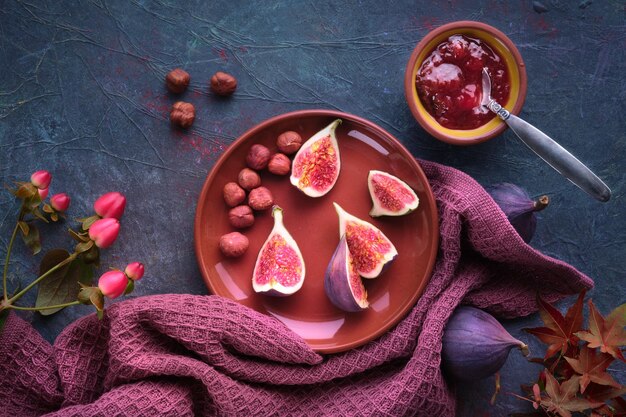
[324,235,368,312]
[442,306,529,380]
[486,183,549,243]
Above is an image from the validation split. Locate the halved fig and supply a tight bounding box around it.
[333,202,397,279]
[290,119,342,197]
[368,170,419,217]
[252,206,305,296]
[324,235,369,312]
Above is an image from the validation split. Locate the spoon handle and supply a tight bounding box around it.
[504,114,611,202]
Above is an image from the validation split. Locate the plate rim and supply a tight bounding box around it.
[194,109,439,353]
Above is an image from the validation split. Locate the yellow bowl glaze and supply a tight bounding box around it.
[404,21,527,145]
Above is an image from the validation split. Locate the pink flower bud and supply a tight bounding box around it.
[38,187,49,200]
[124,262,144,281]
[98,270,128,299]
[94,192,126,219]
[89,218,120,248]
[31,170,52,189]
[50,193,70,212]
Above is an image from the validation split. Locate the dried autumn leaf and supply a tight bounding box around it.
[584,384,626,403]
[564,346,620,393]
[542,372,602,417]
[20,222,41,255]
[590,398,626,417]
[525,327,567,358]
[525,291,586,359]
[576,301,626,362]
[611,397,626,416]
[13,182,37,199]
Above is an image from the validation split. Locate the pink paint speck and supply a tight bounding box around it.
[213,48,228,62]
[176,132,224,161]
[420,16,438,31]
[140,90,170,117]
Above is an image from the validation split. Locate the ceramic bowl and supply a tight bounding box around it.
[404,21,527,145]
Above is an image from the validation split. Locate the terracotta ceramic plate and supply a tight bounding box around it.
[194,110,438,353]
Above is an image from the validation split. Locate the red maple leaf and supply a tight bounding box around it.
[576,301,626,362]
[612,397,626,416]
[541,372,603,417]
[584,383,626,403]
[564,346,621,393]
[590,396,626,417]
[525,291,586,358]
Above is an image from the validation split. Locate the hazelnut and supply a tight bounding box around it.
[267,153,291,175]
[238,168,261,190]
[170,101,195,128]
[165,68,190,94]
[248,186,273,211]
[246,144,271,170]
[223,182,246,207]
[276,131,302,155]
[228,205,255,228]
[219,232,249,258]
[210,71,237,96]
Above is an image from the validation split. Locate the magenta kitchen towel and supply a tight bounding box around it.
[0,160,593,416]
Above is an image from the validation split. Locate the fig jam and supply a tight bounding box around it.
[416,34,510,130]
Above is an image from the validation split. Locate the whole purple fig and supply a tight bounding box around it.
[486,183,549,243]
[442,306,529,381]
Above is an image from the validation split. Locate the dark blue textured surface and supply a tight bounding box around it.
[0,1,624,415]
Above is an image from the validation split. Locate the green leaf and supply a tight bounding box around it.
[21,223,41,255]
[31,206,49,223]
[124,279,135,295]
[17,221,29,236]
[78,285,95,304]
[80,244,100,266]
[26,191,42,209]
[35,251,94,316]
[75,239,94,254]
[42,204,54,214]
[0,309,9,335]
[68,228,90,243]
[80,215,100,231]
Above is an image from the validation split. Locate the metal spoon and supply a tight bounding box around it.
[481,68,611,202]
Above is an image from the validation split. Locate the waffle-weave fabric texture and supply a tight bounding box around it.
[0,160,593,417]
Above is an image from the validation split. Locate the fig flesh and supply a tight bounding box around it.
[368,170,419,217]
[333,202,397,279]
[324,235,369,312]
[290,119,342,197]
[252,206,305,296]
